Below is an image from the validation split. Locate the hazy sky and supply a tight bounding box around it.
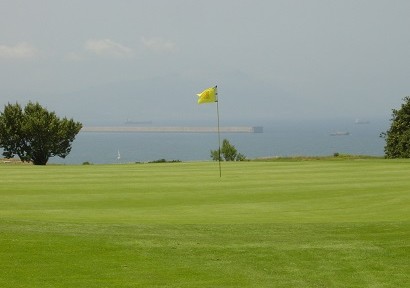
[1,0,409,125]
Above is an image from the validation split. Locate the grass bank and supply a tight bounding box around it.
[0,160,409,287]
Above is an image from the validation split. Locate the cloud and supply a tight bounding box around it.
[85,38,134,58]
[65,51,83,61]
[141,37,177,53]
[0,43,37,59]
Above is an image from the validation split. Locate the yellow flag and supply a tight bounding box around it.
[197,86,217,104]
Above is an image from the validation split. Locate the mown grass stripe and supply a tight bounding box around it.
[0,159,409,287]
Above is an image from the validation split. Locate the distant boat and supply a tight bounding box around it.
[117,150,121,160]
[330,131,350,136]
[355,119,370,124]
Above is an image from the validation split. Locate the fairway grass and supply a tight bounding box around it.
[0,160,409,287]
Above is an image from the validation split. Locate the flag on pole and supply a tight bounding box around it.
[197,86,217,104]
[195,85,222,177]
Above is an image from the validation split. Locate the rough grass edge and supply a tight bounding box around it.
[253,154,384,162]
[1,154,386,165]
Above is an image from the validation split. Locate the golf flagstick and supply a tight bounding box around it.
[216,88,221,177]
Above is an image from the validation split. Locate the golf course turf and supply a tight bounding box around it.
[0,159,409,287]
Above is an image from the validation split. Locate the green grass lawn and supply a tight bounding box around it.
[0,160,409,287]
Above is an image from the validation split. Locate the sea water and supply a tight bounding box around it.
[46,118,388,164]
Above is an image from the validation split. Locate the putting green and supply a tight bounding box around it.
[0,160,409,287]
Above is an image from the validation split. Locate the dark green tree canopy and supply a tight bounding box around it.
[0,102,82,165]
[211,139,246,161]
[381,96,410,158]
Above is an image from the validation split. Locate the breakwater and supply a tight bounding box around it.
[81,126,263,133]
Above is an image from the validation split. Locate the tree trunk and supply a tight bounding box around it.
[32,153,49,165]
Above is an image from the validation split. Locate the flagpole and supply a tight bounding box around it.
[196,85,221,177]
[215,86,222,177]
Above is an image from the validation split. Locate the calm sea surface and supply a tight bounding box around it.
[47,118,388,164]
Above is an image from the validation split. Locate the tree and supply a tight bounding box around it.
[210,139,246,161]
[381,96,410,158]
[0,102,82,165]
